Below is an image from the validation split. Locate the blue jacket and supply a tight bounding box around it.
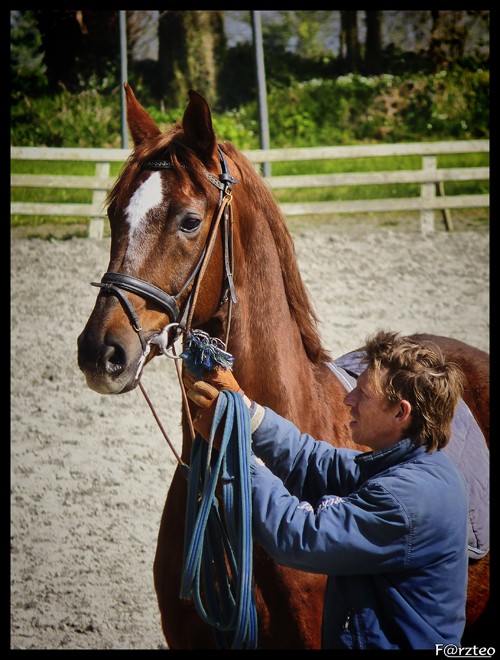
[250,407,469,650]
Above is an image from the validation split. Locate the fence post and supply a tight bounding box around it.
[420,155,436,232]
[88,162,110,239]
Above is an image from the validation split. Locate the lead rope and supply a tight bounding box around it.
[139,352,257,648]
[138,380,190,476]
[138,312,258,649]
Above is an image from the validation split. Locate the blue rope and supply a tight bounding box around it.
[180,390,258,649]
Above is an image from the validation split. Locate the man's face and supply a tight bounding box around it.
[343,369,407,451]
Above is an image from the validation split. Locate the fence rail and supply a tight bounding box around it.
[11,140,489,237]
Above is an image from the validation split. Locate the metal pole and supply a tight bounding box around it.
[251,11,270,177]
[119,10,128,149]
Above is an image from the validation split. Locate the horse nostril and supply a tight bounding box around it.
[101,343,126,375]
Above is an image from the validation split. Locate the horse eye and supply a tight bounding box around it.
[180,215,201,233]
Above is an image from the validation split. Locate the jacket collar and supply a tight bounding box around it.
[354,437,428,480]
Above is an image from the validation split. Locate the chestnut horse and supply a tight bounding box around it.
[77,84,489,649]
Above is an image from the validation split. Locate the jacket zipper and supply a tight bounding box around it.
[344,609,352,631]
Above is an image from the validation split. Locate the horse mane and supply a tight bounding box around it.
[106,129,330,365]
[220,142,331,365]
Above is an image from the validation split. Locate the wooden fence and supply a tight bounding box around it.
[11,140,489,238]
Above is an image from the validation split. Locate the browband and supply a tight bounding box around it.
[145,146,237,193]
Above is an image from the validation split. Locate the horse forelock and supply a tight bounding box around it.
[107,126,213,213]
[222,143,330,365]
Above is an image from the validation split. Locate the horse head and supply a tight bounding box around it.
[78,84,239,394]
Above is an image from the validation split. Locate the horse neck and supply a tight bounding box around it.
[181,156,355,454]
[223,201,342,432]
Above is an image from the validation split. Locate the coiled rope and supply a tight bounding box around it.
[180,390,258,649]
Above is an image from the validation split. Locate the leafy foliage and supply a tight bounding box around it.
[10,11,47,99]
[10,10,489,147]
[11,86,122,148]
[10,69,488,148]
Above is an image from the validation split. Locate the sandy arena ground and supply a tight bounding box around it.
[10,223,489,649]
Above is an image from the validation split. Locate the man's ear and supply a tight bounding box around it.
[396,400,412,423]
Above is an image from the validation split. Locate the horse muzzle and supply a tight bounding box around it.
[77,293,162,395]
[77,330,143,395]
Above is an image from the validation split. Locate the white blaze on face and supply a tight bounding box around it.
[124,172,163,263]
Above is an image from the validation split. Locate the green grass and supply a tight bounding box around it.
[11,159,124,179]
[11,159,125,227]
[270,153,489,204]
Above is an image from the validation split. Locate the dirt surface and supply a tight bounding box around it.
[10,225,489,649]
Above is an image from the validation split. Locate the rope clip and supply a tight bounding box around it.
[149,322,186,360]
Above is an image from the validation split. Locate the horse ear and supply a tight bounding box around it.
[124,82,162,146]
[182,90,218,163]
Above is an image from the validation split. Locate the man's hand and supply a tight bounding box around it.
[184,367,242,407]
[184,375,220,409]
[183,367,243,445]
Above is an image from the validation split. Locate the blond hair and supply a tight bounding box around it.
[361,330,466,451]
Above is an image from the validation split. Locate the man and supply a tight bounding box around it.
[183,330,469,650]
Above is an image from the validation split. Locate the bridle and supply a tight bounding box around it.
[91,146,238,354]
[89,145,239,462]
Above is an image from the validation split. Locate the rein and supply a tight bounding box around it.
[91,146,238,456]
[90,146,258,648]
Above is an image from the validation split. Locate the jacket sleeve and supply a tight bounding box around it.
[249,455,410,576]
[251,407,362,501]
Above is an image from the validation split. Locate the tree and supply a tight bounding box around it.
[364,11,383,74]
[428,10,481,69]
[157,10,226,108]
[339,11,360,72]
[33,10,119,92]
[269,10,335,59]
[10,10,47,98]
